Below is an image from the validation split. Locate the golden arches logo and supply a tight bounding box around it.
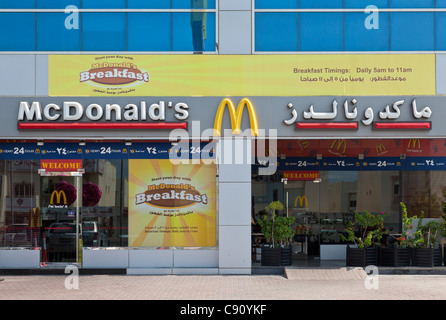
[294,196,308,208]
[50,190,67,205]
[330,139,347,154]
[376,144,386,154]
[408,139,421,149]
[213,98,259,137]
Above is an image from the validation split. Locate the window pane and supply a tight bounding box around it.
[436,13,446,50]
[173,12,215,52]
[345,0,388,8]
[82,13,126,51]
[401,171,444,218]
[127,13,171,51]
[128,0,171,8]
[0,13,35,50]
[299,0,343,8]
[390,13,434,50]
[345,12,389,51]
[299,13,343,51]
[390,0,434,8]
[37,13,80,51]
[255,0,298,9]
[82,159,128,247]
[36,0,79,8]
[174,0,215,9]
[0,0,35,8]
[0,160,39,248]
[128,0,215,9]
[255,13,298,51]
[82,0,126,8]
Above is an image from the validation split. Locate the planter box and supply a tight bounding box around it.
[395,247,411,267]
[366,247,379,266]
[261,247,281,266]
[281,246,292,266]
[346,246,379,267]
[379,247,411,267]
[412,247,442,267]
[260,246,292,266]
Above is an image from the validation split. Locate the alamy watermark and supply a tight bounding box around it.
[64,264,79,290]
[168,121,278,176]
[364,265,379,290]
[65,5,79,30]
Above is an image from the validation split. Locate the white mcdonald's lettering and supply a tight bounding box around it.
[17,101,189,122]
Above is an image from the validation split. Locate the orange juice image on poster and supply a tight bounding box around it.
[129,159,217,247]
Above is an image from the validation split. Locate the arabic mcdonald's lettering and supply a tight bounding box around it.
[284,98,432,129]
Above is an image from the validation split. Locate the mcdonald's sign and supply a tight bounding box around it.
[329,139,347,155]
[294,195,309,208]
[49,190,68,207]
[376,144,387,155]
[213,98,259,136]
[407,139,421,150]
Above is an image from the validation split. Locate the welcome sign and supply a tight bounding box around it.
[128,159,217,247]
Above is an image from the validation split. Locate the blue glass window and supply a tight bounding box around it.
[128,12,215,52]
[390,0,434,8]
[299,13,343,51]
[345,12,389,51]
[172,12,215,52]
[345,0,388,8]
[0,13,35,50]
[299,0,343,8]
[127,0,215,9]
[82,13,126,51]
[82,0,126,8]
[390,13,434,50]
[37,13,81,51]
[127,13,172,51]
[174,0,215,9]
[255,13,298,51]
[128,0,171,9]
[0,0,34,8]
[255,0,297,9]
[37,0,78,8]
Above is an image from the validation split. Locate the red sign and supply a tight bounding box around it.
[283,171,320,181]
[40,159,82,172]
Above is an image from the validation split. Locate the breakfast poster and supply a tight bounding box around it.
[49,54,435,97]
[128,159,217,247]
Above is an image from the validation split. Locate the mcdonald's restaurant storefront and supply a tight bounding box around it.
[1,54,445,274]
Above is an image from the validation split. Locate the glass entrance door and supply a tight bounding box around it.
[39,172,82,263]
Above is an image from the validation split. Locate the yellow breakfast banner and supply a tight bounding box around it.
[49,54,435,96]
[128,159,217,247]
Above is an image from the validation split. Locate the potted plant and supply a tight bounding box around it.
[410,212,443,267]
[382,202,416,267]
[257,201,295,266]
[340,210,387,267]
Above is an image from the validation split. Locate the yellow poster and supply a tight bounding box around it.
[128,159,217,247]
[49,54,435,96]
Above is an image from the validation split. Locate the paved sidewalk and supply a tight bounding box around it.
[1,272,446,300]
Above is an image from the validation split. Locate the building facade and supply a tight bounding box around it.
[0,0,445,273]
